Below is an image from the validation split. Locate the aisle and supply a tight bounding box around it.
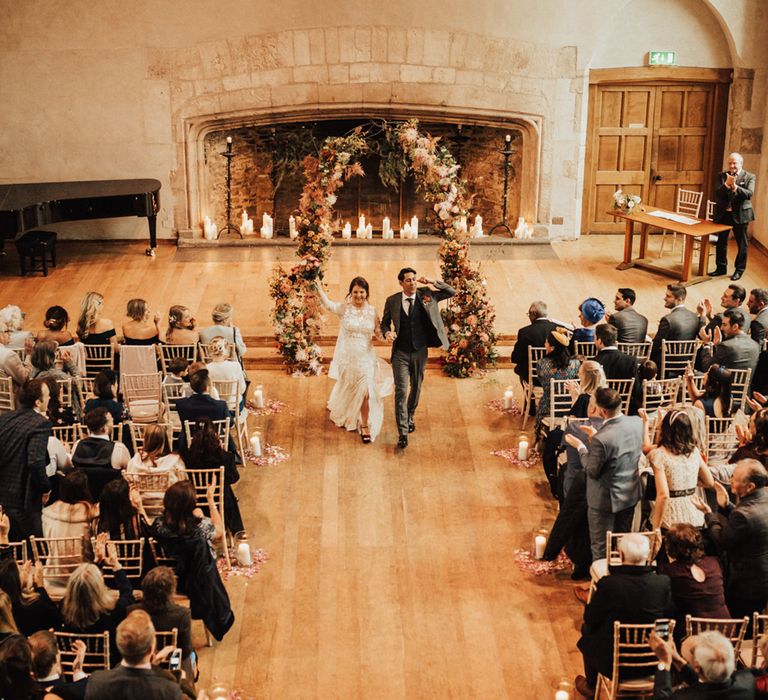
[196,368,583,697]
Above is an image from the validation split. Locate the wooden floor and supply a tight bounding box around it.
[2,235,768,697]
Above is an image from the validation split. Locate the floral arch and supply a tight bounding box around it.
[269,120,497,378]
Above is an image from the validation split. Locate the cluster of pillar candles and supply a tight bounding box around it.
[203,212,485,239]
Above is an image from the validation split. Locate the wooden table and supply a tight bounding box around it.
[610,207,732,286]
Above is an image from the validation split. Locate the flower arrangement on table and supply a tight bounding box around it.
[612,189,642,213]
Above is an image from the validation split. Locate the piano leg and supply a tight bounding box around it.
[146,214,157,257]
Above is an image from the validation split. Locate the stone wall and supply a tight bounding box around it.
[0,1,765,243]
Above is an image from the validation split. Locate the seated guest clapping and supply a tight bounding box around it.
[659,524,730,640]
[0,558,62,636]
[94,479,147,541]
[692,459,768,620]
[574,533,673,698]
[60,535,134,665]
[685,364,733,418]
[121,298,161,346]
[649,630,755,697]
[42,470,94,542]
[36,305,77,347]
[0,634,41,700]
[731,408,768,469]
[29,630,88,699]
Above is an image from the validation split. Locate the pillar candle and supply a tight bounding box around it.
[410,216,418,235]
[474,214,483,237]
[554,692,569,700]
[518,437,529,461]
[366,223,372,239]
[503,386,514,410]
[289,215,297,239]
[236,542,252,566]
[250,433,262,457]
[534,535,546,559]
[253,385,265,408]
[342,223,352,239]
[382,217,390,236]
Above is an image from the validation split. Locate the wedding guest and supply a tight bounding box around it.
[0,305,34,350]
[535,327,580,434]
[163,356,188,386]
[574,533,672,698]
[94,478,147,541]
[685,364,733,418]
[28,630,88,699]
[566,360,607,419]
[199,302,247,358]
[77,291,119,355]
[121,298,161,345]
[748,287,768,344]
[127,424,183,479]
[701,308,760,375]
[572,298,605,345]
[697,284,746,335]
[41,470,94,542]
[166,305,199,346]
[36,305,77,347]
[650,284,703,369]
[175,369,229,453]
[510,301,557,391]
[71,408,129,499]
[0,634,40,700]
[84,370,129,425]
[204,336,247,413]
[0,558,62,636]
[606,288,648,343]
[594,323,641,413]
[648,410,715,531]
[29,340,82,421]
[693,459,768,619]
[730,408,768,469]
[659,524,730,639]
[0,319,32,387]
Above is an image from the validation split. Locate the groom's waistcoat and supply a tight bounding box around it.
[395,299,427,352]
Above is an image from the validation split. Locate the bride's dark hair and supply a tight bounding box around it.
[347,276,370,299]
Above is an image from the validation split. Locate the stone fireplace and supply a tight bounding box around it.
[195,116,534,236]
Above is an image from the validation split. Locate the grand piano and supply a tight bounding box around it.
[0,179,162,255]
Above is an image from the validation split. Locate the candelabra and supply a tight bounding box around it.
[489,134,515,237]
[217,138,242,239]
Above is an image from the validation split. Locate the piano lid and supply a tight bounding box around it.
[0,179,162,211]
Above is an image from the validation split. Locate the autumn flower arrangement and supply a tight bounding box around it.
[269,121,497,378]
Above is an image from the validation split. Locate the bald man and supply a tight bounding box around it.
[712,152,756,282]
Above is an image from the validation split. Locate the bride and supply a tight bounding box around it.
[314,277,393,443]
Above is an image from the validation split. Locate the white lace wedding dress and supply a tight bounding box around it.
[318,289,393,442]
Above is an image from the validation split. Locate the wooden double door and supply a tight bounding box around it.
[582,68,730,234]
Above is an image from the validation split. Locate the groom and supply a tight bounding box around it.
[381,267,456,448]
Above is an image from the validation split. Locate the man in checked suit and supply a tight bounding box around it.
[712,152,756,281]
[0,378,52,540]
[565,387,643,561]
[650,284,704,369]
[381,267,455,449]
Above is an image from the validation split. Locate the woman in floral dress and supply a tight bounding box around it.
[315,277,393,443]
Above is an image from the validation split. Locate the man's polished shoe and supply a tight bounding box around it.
[574,675,595,698]
[397,435,408,449]
[731,270,744,281]
[408,418,415,433]
[573,585,591,605]
[709,268,727,277]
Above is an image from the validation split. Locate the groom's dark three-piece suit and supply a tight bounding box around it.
[381,280,455,442]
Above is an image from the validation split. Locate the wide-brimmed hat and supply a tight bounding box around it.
[551,326,572,347]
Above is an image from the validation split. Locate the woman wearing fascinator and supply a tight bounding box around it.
[535,326,581,436]
[314,277,393,443]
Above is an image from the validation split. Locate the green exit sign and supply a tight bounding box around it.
[649,51,676,66]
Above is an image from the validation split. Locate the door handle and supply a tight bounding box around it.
[652,173,663,182]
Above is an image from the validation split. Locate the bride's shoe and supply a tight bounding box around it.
[360,425,372,444]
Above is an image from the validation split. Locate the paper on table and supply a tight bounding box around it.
[647,210,701,226]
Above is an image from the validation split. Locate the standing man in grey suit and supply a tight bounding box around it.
[381,267,455,449]
[650,284,703,369]
[606,288,648,343]
[712,152,756,281]
[565,387,643,560]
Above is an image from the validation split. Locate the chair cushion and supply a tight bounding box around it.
[129,399,160,422]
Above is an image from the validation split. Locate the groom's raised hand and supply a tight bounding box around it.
[417,276,434,285]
